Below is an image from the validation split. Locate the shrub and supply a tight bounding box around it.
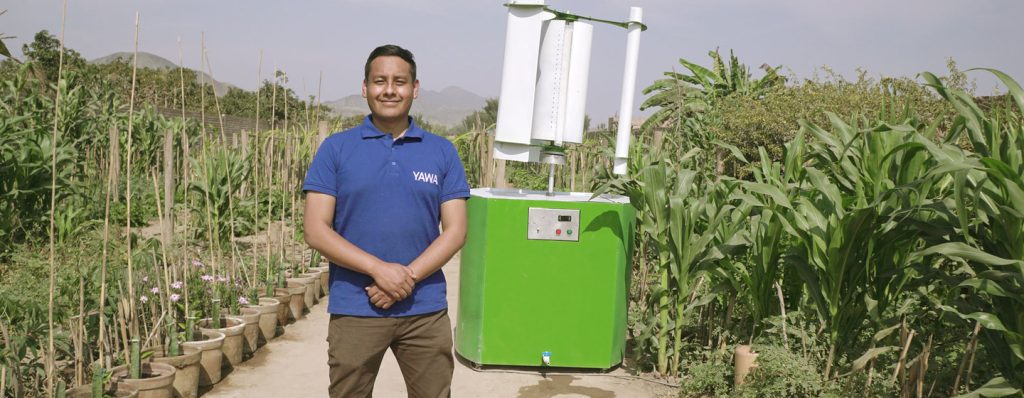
[735,345,834,398]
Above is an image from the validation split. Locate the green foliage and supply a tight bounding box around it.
[678,351,732,398]
[914,69,1024,393]
[190,145,251,245]
[735,345,834,398]
[20,30,86,83]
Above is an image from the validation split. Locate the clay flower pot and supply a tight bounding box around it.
[300,271,322,304]
[224,307,261,358]
[181,330,225,387]
[111,362,176,398]
[249,297,281,346]
[288,276,317,310]
[199,316,246,369]
[734,344,759,387]
[313,265,330,296]
[272,290,291,328]
[284,282,308,322]
[147,345,202,398]
[66,383,139,398]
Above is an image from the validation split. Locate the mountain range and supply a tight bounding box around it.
[89,51,236,96]
[90,51,487,127]
[322,86,485,127]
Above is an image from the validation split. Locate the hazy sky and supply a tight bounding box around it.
[4,0,1022,120]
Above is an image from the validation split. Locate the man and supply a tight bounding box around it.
[303,44,469,398]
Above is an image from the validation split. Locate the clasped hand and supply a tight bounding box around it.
[366,262,416,309]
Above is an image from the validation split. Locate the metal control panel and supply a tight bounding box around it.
[527,208,580,242]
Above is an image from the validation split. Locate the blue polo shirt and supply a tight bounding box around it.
[302,116,470,317]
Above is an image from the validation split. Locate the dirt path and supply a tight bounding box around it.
[202,252,676,398]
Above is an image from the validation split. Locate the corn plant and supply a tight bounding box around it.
[779,109,944,378]
[189,144,251,246]
[915,70,1024,394]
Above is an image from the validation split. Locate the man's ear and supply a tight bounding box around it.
[413,79,420,99]
[362,80,368,98]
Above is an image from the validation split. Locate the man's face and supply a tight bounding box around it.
[363,55,419,122]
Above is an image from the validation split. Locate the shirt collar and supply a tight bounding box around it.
[360,115,425,139]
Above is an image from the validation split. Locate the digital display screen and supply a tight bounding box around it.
[558,215,572,222]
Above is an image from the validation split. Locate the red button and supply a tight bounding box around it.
[555,229,562,235]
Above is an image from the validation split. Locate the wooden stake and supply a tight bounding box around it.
[46,1,69,394]
[163,125,175,248]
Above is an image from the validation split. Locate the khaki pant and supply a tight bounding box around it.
[327,309,453,398]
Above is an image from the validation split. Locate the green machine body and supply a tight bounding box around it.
[456,188,635,369]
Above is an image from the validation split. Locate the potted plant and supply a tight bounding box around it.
[180,314,225,388]
[109,339,177,398]
[198,297,246,370]
[221,284,261,358]
[249,282,283,345]
[65,365,140,398]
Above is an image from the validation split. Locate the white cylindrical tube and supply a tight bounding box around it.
[562,22,593,145]
[495,1,547,146]
[531,19,567,143]
[613,7,643,175]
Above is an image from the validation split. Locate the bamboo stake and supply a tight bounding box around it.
[202,46,228,147]
[197,33,221,282]
[270,68,279,130]
[917,334,932,398]
[202,47,239,280]
[75,259,85,385]
[199,32,208,139]
[952,322,982,395]
[253,50,264,289]
[284,102,292,266]
[894,329,916,384]
[315,71,323,131]
[177,36,193,319]
[775,282,788,349]
[46,1,69,394]
[125,10,142,340]
[151,171,172,324]
[98,122,116,367]
[256,50,263,137]
[177,36,190,184]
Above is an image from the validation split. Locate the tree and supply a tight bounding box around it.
[21,30,86,83]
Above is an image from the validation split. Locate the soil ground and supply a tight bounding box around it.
[201,252,677,398]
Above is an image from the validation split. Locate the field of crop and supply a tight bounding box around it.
[1,22,1022,398]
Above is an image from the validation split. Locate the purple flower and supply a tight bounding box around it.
[150,287,159,294]
[200,275,214,282]
[192,259,204,268]
[170,294,181,302]
[238,297,250,306]
[171,281,183,290]
[140,295,149,303]
[142,276,149,283]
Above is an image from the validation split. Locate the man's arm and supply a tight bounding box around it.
[304,191,414,300]
[408,198,468,280]
[366,198,467,309]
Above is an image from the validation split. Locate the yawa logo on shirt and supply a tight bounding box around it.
[413,171,439,185]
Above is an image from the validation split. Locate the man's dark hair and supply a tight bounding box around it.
[364,44,417,81]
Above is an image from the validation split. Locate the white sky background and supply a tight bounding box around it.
[4,0,1023,121]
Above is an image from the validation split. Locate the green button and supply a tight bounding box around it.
[567,229,573,235]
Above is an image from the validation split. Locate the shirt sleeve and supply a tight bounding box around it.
[303,138,340,197]
[440,141,471,203]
